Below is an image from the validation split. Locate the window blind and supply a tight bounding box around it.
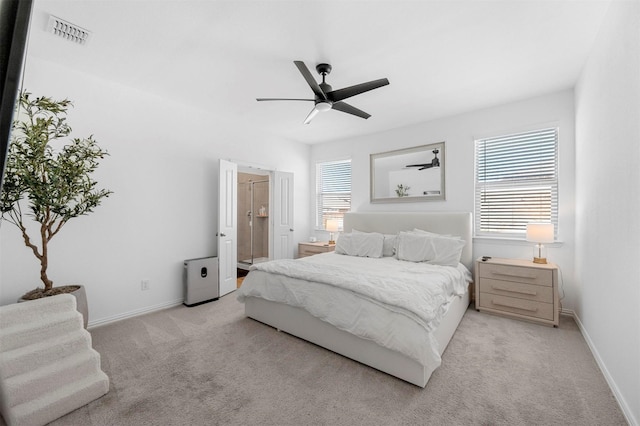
[475,128,558,238]
[316,159,351,229]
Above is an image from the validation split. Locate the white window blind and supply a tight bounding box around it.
[475,128,558,238]
[316,159,351,229]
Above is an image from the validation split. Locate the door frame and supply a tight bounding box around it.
[219,160,294,294]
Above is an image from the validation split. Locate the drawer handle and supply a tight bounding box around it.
[491,285,537,296]
[491,272,536,280]
[492,299,538,312]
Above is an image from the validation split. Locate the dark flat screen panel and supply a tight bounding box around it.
[0,0,33,190]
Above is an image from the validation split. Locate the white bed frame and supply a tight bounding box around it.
[245,212,473,387]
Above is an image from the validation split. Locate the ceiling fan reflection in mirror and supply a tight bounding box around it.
[257,61,390,124]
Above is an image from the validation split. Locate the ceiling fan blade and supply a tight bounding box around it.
[294,61,327,101]
[326,78,389,102]
[303,106,320,125]
[331,101,371,119]
[406,164,434,170]
[256,98,315,101]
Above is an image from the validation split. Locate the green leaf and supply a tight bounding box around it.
[0,91,114,288]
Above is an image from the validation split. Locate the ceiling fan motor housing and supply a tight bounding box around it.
[319,82,333,95]
[316,63,332,75]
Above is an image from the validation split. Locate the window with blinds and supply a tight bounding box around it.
[474,128,558,238]
[316,159,351,229]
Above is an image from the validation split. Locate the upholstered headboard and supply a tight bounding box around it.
[343,212,473,271]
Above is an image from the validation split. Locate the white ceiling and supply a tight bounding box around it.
[26,0,611,144]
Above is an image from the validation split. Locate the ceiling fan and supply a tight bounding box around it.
[405,149,440,170]
[257,61,390,124]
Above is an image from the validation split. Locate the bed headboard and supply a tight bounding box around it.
[343,212,473,271]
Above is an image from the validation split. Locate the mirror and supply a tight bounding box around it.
[370,142,445,203]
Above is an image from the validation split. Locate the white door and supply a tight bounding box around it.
[218,159,237,296]
[272,171,294,259]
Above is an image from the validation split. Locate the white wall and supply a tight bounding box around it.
[0,56,310,325]
[311,90,577,306]
[574,1,640,424]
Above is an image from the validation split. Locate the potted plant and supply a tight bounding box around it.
[0,92,112,326]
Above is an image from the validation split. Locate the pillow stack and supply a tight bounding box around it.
[395,229,465,267]
[334,228,465,267]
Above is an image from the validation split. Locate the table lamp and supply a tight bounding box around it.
[326,219,339,245]
[526,223,554,264]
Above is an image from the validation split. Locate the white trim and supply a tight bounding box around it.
[472,120,561,143]
[562,310,637,426]
[87,298,184,329]
[228,159,275,172]
[474,127,559,238]
[313,155,352,165]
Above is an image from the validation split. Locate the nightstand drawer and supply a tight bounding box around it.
[479,278,553,303]
[300,246,327,256]
[479,294,554,321]
[479,263,552,287]
[298,242,335,258]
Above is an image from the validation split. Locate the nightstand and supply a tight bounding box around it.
[475,257,559,327]
[298,242,335,258]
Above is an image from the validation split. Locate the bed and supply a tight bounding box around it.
[237,212,473,387]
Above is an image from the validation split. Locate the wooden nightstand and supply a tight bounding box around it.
[298,242,335,258]
[475,257,559,327]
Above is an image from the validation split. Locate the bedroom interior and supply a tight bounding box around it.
[0,0,638,425]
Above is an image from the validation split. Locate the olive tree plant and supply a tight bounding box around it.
[0,92,112,297]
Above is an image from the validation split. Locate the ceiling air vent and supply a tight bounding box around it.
[47,15,91,45]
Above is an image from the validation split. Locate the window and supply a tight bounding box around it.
[474,128,558,238]
[316,159,351,229]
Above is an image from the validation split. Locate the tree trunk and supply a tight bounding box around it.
[40,222,53,291]
[40,258,53,290]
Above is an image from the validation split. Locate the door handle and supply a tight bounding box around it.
[219,233,226,237]
[289,228,294,232]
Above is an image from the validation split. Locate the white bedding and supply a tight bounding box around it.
[237,252,472,374]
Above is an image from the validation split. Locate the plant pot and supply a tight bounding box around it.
[19,285,89,329]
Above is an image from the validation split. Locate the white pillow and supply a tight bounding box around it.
[352,229,397,257]
[395,231,465,266]
[335,232,384,258]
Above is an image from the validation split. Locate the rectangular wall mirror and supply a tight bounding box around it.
[370,142,445,203]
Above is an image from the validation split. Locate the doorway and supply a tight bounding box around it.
[237,171,270,271]
[218,159,294,297]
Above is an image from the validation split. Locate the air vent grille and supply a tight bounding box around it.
[47,15,91,45]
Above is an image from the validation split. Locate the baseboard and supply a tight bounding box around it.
[87,298,184,329]
[563,309,638,426]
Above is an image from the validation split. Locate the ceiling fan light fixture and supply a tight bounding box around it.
[316,101,332,112]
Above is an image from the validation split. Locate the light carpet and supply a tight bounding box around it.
[32,293,626,425]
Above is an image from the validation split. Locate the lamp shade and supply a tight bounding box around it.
[325,219,340,232]
[526,223,554,243]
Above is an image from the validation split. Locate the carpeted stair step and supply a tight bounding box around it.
[0,309,83,352]
[0,295,77,328]
[0,329,92,378]
[7,371,109,426]
[0,294,109,426]
[4,348,103,407]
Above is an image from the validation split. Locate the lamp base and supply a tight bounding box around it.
[533,256,548,264]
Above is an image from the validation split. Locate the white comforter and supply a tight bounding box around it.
[237,253,472,371]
